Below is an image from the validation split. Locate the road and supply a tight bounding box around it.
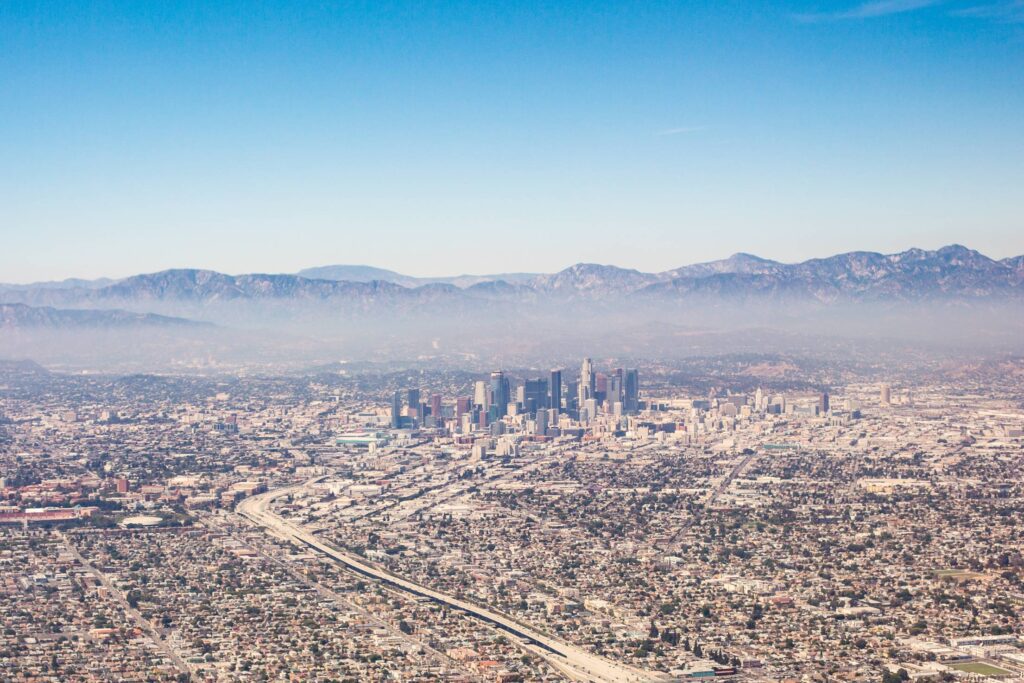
[663,450,759,549]
[205,513,480,680]
[238,479,666,683]
[59,532,193,676]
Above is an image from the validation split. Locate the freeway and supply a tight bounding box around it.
[238,479,666,683]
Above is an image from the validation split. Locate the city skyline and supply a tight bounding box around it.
[3,349,1022,680]
[2,2,1023,681]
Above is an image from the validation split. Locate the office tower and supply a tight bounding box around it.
[880,384,891,405]
[523,378,548,415]
[610,368,624,406]
[755,387,764,411]
[820,391,830,414]
[490,371,510,419]
[568,379,580,412]
[624,369,640,413]
[580,357,595,407]
[535,409,548,436]
[595,373,607,404]
[456,397,471,420]
[391,391,402,428]
[550,369,562,413]
[430,394,442,422]
[407,388,421,418]
[473,380,489,409]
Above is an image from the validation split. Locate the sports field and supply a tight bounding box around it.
[949,662,1012,676]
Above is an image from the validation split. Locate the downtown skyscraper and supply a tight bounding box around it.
[579,358,595,408]
[550,369,562,414]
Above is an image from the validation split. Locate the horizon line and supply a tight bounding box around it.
[3,242,1021,287]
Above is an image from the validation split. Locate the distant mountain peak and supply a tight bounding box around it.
[727,252,775,263]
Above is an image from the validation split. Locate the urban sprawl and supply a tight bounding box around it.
[1,356,1022,682]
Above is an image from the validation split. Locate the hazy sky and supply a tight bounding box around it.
[2,0,1023,282]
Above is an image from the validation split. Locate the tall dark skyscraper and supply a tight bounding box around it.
[407,388,420,415]
[523,379,548,415]
[550,369,562,413]
[624,369,640,413]
[391,391,402,428]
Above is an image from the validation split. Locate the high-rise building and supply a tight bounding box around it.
[523,378,548,415]
[610,368,624,406]
[624,369,640,413]
[550,369,562,413]
[490,371,510,419]
[407,388,421,418]
[430,394,442,422]
[473,380,489,409]
[580,358,595,407]
[391,391,402,428]
[595,373,607,403]
[535,409,548,436]
[880,384,891,405]
[820,391,830,414]
[456,397,471,420]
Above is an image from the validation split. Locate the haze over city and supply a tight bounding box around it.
[1,2,1023,683]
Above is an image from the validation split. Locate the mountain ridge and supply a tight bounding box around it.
[0,303,210,329]
[1,245,1022,313]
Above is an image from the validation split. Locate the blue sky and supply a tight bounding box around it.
[2,0,1022,282]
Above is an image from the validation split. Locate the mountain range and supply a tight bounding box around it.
[1,244,1022,329]
[0,303,206,329]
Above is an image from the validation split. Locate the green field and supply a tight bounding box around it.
[949,662,1012,676]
